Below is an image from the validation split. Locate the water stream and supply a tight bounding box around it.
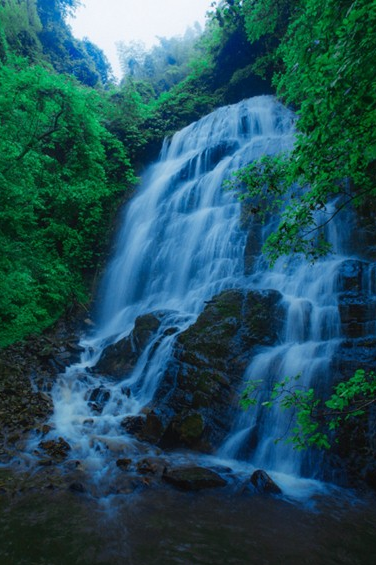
[45,96,300,480]
[32,95,372,492]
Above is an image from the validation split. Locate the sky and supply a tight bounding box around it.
[68,0,213,79]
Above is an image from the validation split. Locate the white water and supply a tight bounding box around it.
[219,245,345,476]
[40,95,358,486]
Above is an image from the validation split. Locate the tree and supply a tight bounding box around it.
[230,0,376,262]
[0,58,135,345]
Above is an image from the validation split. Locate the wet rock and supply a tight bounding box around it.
[141,411,165,443]
[162,466,227,490]
[86,386,111,414]
[69,481,86,493]
[337,260,376,339]
[243,290,285,345]
[94,312,163,378]
[116,458,132,470]
[120,412,165,444]
[121,415,145,435]
[161,411,204,448]
[250,469,282,495]
[67,342,86,354]
[39,437,71,460]
[136,458,159,474]
[152,289,284,451]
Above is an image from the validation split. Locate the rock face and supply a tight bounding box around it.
[148,289,284,451]
[0,313,85,461]
[327,259,376,486]
[335,260,376,375]
[94,312,164,378]
[162,465,227,490]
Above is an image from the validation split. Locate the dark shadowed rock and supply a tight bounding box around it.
[116,458,132,470]
[69,481,86,493]
[250,469,282,494]
[94,312,164,378]
[160,411,204,448]
[337,260,376,339]
[364,466,376,490]
[39,437,71,460]
[152,288,284,451]
[162,466,227,490]
[120,412,165,444]
[85,385,111,414]
[121,415,145,435]
[136,458,159,475]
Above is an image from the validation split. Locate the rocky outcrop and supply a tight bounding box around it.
[326,259,376,487]
[147,288,284,451]
[162,465,227,490]
[250,469,282,494]
[337,259,376,343]
[39,437,71,460]
[94,312,165,378]
[0,315,85,461]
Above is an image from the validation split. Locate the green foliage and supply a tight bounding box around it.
[241,370,376,450]
[229,0,376,262]
[0,0,112,87]
[104,81,152,164]
[0,0,43,60]
[117,27,202,95]
[0,58,135,346]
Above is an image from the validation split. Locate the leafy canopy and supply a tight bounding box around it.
[0,55,135,346]
[230,0,376,262]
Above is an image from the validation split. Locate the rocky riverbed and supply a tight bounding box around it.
[0,280,376,496]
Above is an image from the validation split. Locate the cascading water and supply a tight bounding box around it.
[39,94,362,488]
[218,214,347,477]
[42,95,295,479]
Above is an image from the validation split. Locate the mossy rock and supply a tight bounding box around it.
[160,411,205,448]
[162,465,227,490]
[151,288,284,452]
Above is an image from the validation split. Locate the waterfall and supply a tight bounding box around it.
[219,247,345,476]
[44,94,362,482]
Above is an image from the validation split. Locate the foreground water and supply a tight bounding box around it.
[0,483,376,565]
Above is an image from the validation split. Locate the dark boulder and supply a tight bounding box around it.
[116,458,132,470]
[120,412,165,444]
[85,385,111,414]
[162,465,227,490]
[69,481,86,493]
[136,458,160,475]
[250,469,282,495]
[121,415,145,435]
[94,312,164,378]
[160,411,204,448]
[337,259,376,339]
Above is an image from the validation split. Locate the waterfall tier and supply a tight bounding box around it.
[39,95,374,485]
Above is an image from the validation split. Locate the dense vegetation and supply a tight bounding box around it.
[223,0,376,262]
[0,0,136,345]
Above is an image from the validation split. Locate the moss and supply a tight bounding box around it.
[179,412,204,443]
